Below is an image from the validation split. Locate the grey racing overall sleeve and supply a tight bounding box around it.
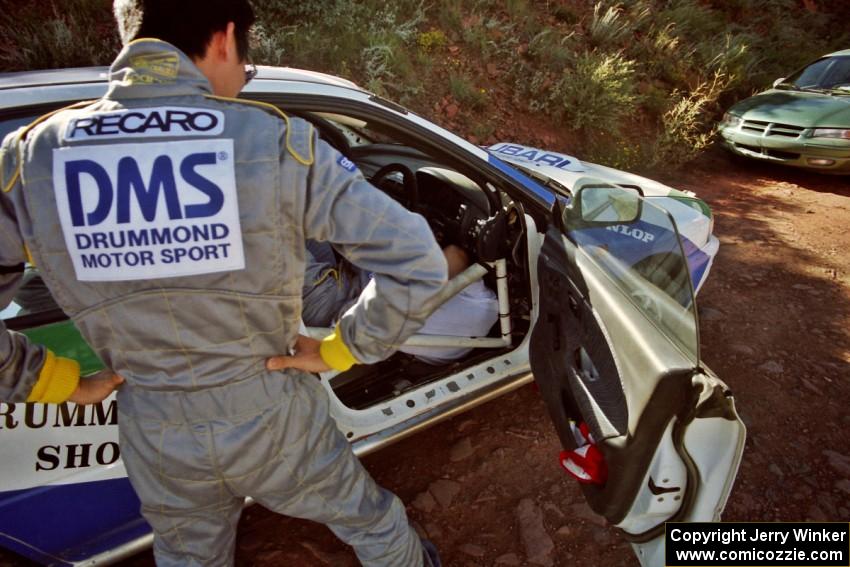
[0,131,80,403]
[301,241,366,328]
[302,135,448,366]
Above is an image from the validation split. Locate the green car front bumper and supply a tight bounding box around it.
[719,124,850,174]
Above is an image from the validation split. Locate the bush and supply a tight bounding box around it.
[552,5,581,24]
[650,73,730,168]
[435,0,465,40]
[449,74,489,110]
[250,23,289,67]
[584,138,646,171]
[0,0,118,71]
[656,0,725,40]
[549,50,641,135]
[418,30,448,53]
[253,0,426,99]
[460,15,518,58]
[470,120,496,143]
[587,3,634,49]
[526,27,577,70]
[698,32,761,91]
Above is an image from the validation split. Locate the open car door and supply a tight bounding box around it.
[529,184,745,566]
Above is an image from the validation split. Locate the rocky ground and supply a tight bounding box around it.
[2,150,849,567]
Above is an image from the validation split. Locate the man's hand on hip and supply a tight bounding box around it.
[68,369,124,405]
[267,334,332,374]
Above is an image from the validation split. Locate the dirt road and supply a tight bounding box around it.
[3,151,849,567]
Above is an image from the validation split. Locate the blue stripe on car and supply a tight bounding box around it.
[487,154,556,207]
[682,236,710,291]
[572,222,710,302]
[0,478,147,564]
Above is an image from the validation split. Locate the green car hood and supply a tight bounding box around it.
[729,89,850,127]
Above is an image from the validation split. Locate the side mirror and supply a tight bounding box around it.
[576,185,642,224]
[773,77,786,88]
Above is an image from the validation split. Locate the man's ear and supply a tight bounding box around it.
[197,22,238,65]
[202,24,233,64]
[223,22,239,61]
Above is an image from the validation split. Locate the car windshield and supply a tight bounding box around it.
[567,193,699,363]
[787,55,850,91]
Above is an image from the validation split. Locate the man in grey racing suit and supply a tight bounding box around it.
[0,1,446,565]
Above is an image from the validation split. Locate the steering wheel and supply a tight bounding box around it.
[370,163,419,212]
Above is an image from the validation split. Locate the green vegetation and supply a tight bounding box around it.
[249,0,427,102]
[653,73,732,168]
[551,50,641,135]
[0,0,119,70]
[418,30,448,54]
[1,0,846,172]
[449,74,489,110]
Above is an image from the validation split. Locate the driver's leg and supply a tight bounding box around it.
[301,241,362,327]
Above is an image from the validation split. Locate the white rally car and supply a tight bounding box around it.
[0,65,742,566]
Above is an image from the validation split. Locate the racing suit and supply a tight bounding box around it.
[0,39,447,566]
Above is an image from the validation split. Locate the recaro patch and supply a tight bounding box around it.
[52,139,245,281]
[64,107,225,142]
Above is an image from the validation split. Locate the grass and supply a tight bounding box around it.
[249,0,429,103]
[587,3,633,49]
[0,0,118,71]
[435,1,464,40]
[470,120,496,144]
[449,74,489,110]
[526,28,576,70]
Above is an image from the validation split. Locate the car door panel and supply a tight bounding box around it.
[529,192,745,563]
[532,222,697,520]
[530,224,628,445]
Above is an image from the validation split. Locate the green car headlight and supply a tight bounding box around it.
[722,113,742,128]
[811,128,850,140]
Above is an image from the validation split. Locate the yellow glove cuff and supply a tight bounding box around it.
[27,351,81,404]
[319,326,359,372]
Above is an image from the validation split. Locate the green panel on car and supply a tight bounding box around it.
[21,320,104,376]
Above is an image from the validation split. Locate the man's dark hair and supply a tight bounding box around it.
[113,0,255,60]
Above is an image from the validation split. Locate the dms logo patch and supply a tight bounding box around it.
[52,140,245,281]
[337,155,357,173]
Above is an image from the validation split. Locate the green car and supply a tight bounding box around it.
[718,49,850,174]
